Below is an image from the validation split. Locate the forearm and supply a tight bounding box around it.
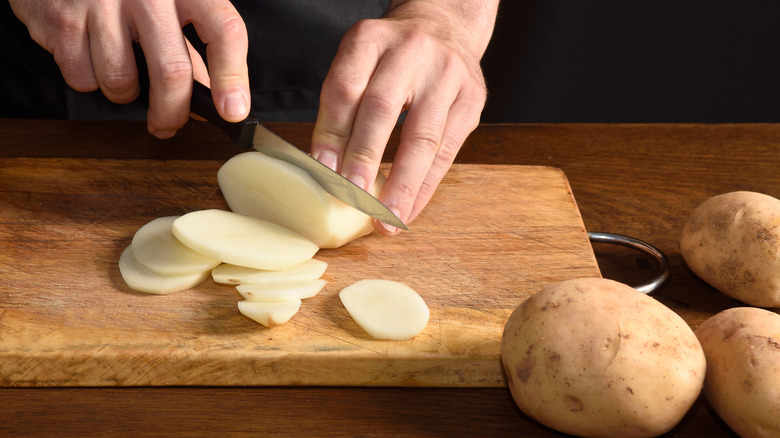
[385,0,500,58]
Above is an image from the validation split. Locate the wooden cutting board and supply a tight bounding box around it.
[0,157,600,387]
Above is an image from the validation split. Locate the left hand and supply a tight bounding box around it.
[310,0,499,234]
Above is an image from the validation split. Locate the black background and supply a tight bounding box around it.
[481,1,780,122]
[3,1,780,123]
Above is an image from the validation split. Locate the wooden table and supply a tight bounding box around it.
[2,120,775,436]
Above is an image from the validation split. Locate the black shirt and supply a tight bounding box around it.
[0,0,390,121]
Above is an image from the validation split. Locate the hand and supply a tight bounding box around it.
[310,0,499,234]
[8,0,250,138]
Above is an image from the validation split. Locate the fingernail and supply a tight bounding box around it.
[223,92,248,118]
[316,150,339,171]
[382,223,399,234]
[346,173,367,192]
[381,208,403,235]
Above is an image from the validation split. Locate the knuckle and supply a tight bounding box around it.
[408,131,441,157]
[99,71,136,95]
[469,75,488,100]
[346,18,384,41]
[435,139,461,165]
[416,179,437,209]
[439,50,467,76]
[210,71,247,89]
[322,74,365,105]
[362,89,400,116]
[49,10,83,36]
[457,85,487,129]
[63,74,98,93]
[214,13,247,41]
[349,145,380,168]
[392,178,419,205]
[155,59,192,85]
[404,28,436,52]
[53,54,97,92]
[318,126,351,146]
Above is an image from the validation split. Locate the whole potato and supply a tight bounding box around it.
[695,307,780,438]
[501,278,706,438]
[680,191,780,307]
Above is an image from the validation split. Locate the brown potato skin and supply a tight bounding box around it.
[695,307,780,438]
[501,278,706,438]
[680,191,780,307]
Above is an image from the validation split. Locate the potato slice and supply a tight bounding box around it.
[130,216,220,275]
[211,259,328,285]
[172,209,318,271]
[339,279,429,340]
[118,246,209,294]
[238,299,302,327]
[218,151,386,248]
[236,279,327,301]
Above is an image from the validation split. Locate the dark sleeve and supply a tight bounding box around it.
[217,0,392,121]
[0,0,390,122]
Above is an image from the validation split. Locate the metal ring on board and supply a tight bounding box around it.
[587,231,671,294]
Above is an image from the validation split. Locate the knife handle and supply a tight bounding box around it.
[190,80,257,150]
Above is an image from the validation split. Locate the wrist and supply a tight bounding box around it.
[385,0,499,58]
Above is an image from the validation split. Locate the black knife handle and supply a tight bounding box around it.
[190,80,257,149]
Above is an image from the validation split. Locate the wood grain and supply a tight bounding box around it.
[0,157,598,387]
[2,120,773,436]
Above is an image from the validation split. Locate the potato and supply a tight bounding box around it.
[695,307,780,438]
[236,279,327,301]
[211,259,327,285]
[130,216,220,275]
[217,151,386,248]
[681,191,780,307]
[238,299,302,327]
[118,246,209,294]
[339,279,429,340]
[501,278,706,438]
[172,209,318,271]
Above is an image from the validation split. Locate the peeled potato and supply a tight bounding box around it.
[130,216,220,275]
[211,259,328,285]
[172,209,318,271]
[118,246,209,294]
[236,279,327,301]
[339,279,429,340]
[218,151,386,248]
[238,299,302,327]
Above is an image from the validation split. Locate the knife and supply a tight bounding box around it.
[190,80,408,231]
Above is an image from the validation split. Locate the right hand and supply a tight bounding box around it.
[9,0,251,138]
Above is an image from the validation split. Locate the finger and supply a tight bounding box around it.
[51,13,99,92]
[402,81,486,225]
[87,3,139,103]
[374,50,467,234]
[179,0,249,122]
[311,20,383,172]
[339,32,421,193]
[372,63,461,234]
[132,2,193,138]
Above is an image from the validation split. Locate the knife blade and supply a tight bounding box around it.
[190,80,408,231]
